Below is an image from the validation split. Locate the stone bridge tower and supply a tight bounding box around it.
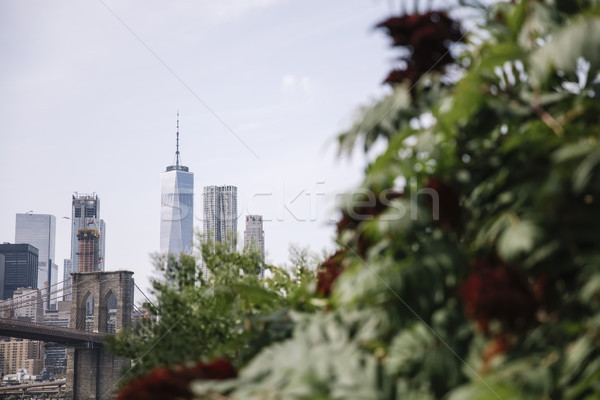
[66,270,134,400]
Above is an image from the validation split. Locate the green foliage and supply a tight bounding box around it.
[106,242,316,383]
[117,1,600,398]
[193,1,600,399]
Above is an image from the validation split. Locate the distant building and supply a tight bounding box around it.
[70,193,105,272]
[203,185,238,252]
[77,228,100,272]
[49,262,58,309]
[0,338,43,376]
[15,213,57,309]
[0,243,38,300]
[43,301,71,374]
[244,215,265,261]
[0,288,44,322]
[160,116,194,258]
[64,193,106,301]
[62,259,72,302]
[244,215,265,278]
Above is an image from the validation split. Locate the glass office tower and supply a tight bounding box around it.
[160,117,194,257]
[15,213,57,309]
[0,243,38,300]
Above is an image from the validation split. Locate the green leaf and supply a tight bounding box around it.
[530,16,600,88]
[573,147,600,193]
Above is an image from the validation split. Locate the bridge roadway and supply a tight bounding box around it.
[0,318,105,346]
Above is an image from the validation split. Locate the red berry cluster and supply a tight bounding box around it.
[316,250,346,297]
[116,359,237,400]
[376,11,463,88]
[459,259,537,335]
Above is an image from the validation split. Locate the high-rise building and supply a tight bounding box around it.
[62,259,72,302]
[69,193,105,271]
[160,116,194,257]
[244,215,265,261]
[244,215,265,278]
[64,193,105,301]
[50,262,58,308]
[0,243,38,300]
[203,185,238,252]
[14,213,57,309]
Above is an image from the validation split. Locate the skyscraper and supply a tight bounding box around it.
[15,213,57,309]
[0,243,38,300]
[160,116,194,257]
[64,193,105,301]
[62,259,71,302]
[203,185,238,252]
[69,193,105,272]
[244,215,265,262]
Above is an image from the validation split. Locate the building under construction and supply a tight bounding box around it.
[77,228,100,273]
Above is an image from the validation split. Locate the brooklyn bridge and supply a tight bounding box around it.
[0,270,134,400]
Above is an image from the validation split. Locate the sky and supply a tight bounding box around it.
[0,0,396,297]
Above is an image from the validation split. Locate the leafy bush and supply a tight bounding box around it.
[195,1,600,398]
[115,1,600,398]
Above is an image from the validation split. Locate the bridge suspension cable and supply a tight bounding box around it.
[4,277,71,303]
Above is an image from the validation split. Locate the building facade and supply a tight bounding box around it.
[0,338,43,376]
[0,243,38,300]
[160,118,194,257]
[203,185,238,252]
[244,215,265,261]
[14,213,57,309]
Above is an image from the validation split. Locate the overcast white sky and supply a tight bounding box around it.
[0,0,394,297]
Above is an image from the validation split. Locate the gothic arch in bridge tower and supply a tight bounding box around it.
[69,271,133,333]
[102,290,117,334]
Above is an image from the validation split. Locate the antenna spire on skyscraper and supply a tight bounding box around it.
[176,111,180,168]
[165,111,189,173]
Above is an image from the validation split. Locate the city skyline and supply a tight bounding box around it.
[1,0,393,294]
